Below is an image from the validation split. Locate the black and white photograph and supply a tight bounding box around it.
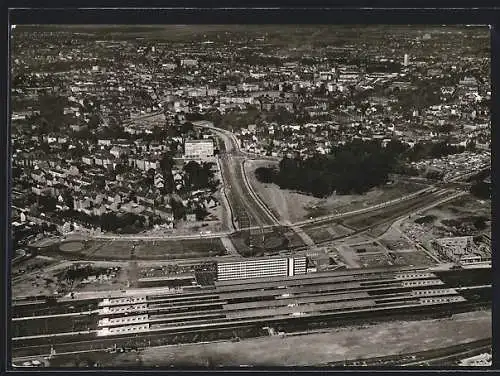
[9,24,492,368]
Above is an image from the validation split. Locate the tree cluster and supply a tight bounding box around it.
[169,198,186,220]
[470,181,491,200]
[59,265,109,282]
[100,212,146,233]
[406,141,466,162]
[258,139,401,198]
[183,161,217,191]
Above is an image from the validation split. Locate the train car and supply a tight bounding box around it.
[98,297,147,307]
[98,303,149,316]
[98,314,149,328]
[97,323,150,337]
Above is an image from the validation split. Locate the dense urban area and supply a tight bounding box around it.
[10,25,491,369]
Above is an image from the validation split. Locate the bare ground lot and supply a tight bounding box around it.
[379,226,415,251]
[401,194,491,242]
[389,250,436,267]
[229,227,306,257]
[396,194,491,262]
[83,310,491,368]
[12,259,130,298]
[245,160,426,224]
[12,257,61,297]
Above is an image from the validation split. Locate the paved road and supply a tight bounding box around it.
[199,124,278,228]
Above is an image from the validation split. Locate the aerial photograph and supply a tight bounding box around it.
[10,25,491,368]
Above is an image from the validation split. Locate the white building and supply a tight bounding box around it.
[180,59,198,67]
[184,139,214,160]
[217,257,307,281]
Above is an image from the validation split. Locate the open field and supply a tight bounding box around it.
[133,238,227,259]
[303,224,354,244]
[401,194,491,242]
[59,241,85,253]
[12,260,130,298]
[42,238,228,261]
[244,160,427,223]
[67,310,491,368]
[88,241,133,259]
[333,237,435,269]
[388,250,436,267]
[12,257,62,297]
[380,238,412,250]
[12,256,58,279]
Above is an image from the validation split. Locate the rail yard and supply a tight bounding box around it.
[12,265,491,360]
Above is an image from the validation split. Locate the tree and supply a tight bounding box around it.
[194,205,208,221]
[466,140,476,151]
[95,176,106,190]
[181,122,194,135]
[169,198,186,220]
[63,192,74,209]
[470,181,491,199]
[88,113,100,130]
[255,167,275,184]
[114,163,127,175]
[441,123,454,134]
[183,161,215,190]
[159,153,174,175]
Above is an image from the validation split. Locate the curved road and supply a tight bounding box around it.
[202,124,279,228]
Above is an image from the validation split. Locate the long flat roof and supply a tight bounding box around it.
[215,266,426,287]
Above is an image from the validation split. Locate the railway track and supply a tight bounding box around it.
[12,299,489,359]
[403,343,491,367]
[300,189,465,247]
[325,338,491,367]
[12,268,491,358]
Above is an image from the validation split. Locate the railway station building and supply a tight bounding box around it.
[217,256,307,281]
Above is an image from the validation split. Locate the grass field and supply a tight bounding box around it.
[78,310,491,368]
[304,227,336,243]
[389,250,436,267]
[133,238,227,259]
[55,238,228,261]
[59,241,85,253]
[89,241,133,260]
[379,237,414,251]
[12,257,61,297]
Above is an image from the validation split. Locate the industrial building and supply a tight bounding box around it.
[184,139,214,160]
[217,256,307,281]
